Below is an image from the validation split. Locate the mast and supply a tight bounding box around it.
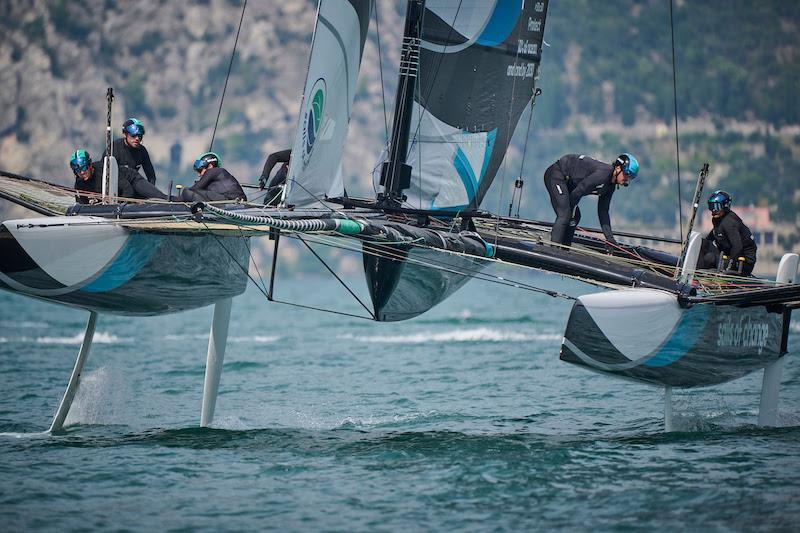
[674,163,709,277]
[379,0,424,207]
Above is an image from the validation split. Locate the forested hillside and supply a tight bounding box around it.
[1,0,798,245]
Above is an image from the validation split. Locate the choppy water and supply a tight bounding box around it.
[1,275,799,531]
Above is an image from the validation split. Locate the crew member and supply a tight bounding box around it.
[258,148,291,206]
[543,153,639,246]
[103,117,167,200]
[702,190,757,276]
[70,149,102,204]
[180,152,247,202]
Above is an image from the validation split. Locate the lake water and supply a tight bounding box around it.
[1,274,798,531]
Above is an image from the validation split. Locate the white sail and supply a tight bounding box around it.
[284,0,372,207]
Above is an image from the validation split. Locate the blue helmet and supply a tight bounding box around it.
[69,149,93,174]
[615,153,639,181]
[122,117,145,138]
[708,190,732,213]
[193,151,221,172]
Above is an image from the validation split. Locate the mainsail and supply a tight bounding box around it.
[284,0,373,207]
[400,0,549,210]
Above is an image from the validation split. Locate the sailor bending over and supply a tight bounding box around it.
[543,153,639,246]
[102,117,167,200]
[180,152,247,202]
[258,148,291,206]
[701,190,757,276]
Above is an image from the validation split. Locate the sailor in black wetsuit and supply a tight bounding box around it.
[70,149,102,204]
[180,152,247,202]
[103,118,167,200]
[702,190,757,276]
[543,153,640,246]
[258,148,291,206]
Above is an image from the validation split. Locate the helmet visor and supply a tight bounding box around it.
[708,201,725,213]
[124,123,145,138]
[193,159,206,172]
[70,157,91,174]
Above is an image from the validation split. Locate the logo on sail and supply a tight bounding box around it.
[301,78,327,166]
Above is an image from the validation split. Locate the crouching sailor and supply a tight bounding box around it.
[701,190,757,276]
[70,149,101,204]
[543,153,639,246]
[180,152,247,202]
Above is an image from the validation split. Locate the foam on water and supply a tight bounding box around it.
[229,335,280,343]
[0,320,50,329]
[337,327,561,344]
[34,331,125,344]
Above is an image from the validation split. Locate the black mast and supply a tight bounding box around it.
[379,0,424,207]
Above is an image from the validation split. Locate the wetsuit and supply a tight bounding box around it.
[73,164,102,204]
[544,154,616,245]
[259,149,291,206]
[180,167,247,202]
[103,138,167,200]
[705,210,757,275]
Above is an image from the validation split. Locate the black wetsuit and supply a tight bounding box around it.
[180,167,246,202]
[544,154,616,245]
[705,210,757,275]
[103,138,166,200]
[259,149,291,206]
[73,164,103,204]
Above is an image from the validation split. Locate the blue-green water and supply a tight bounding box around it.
[1,275,799,531]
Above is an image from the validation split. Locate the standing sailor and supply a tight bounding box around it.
[702,190,757,276]
[103,117,167,200]
[180,152,247,202]
[543,153,639,246]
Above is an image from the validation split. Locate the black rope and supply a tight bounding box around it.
[297,235,376,319]
[669,0,683,238]
[209,0,248,151]
[374,1,389,142]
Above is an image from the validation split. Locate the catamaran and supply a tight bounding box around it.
[0,0,797,433]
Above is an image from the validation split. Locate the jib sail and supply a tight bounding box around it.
[284,0,372,206]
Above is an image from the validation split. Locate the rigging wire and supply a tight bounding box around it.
[374,1,389,142]
[203,220,375,321]
[401,0,464,210]
[297,236,376,318]
[209,0,248,152]
[494,0,529,234]
[669,0,684,238]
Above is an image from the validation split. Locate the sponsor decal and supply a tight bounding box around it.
[301,78,327,166]
[717,316,771,355]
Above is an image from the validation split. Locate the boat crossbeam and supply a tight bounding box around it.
[49,311,98,433]
[200,297,233,427]
[758,253,798,426]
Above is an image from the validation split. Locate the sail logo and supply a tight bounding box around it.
[301,78,327,166]
[717,316,771,355]
[527,17,542,32]
[507,62,535,78]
